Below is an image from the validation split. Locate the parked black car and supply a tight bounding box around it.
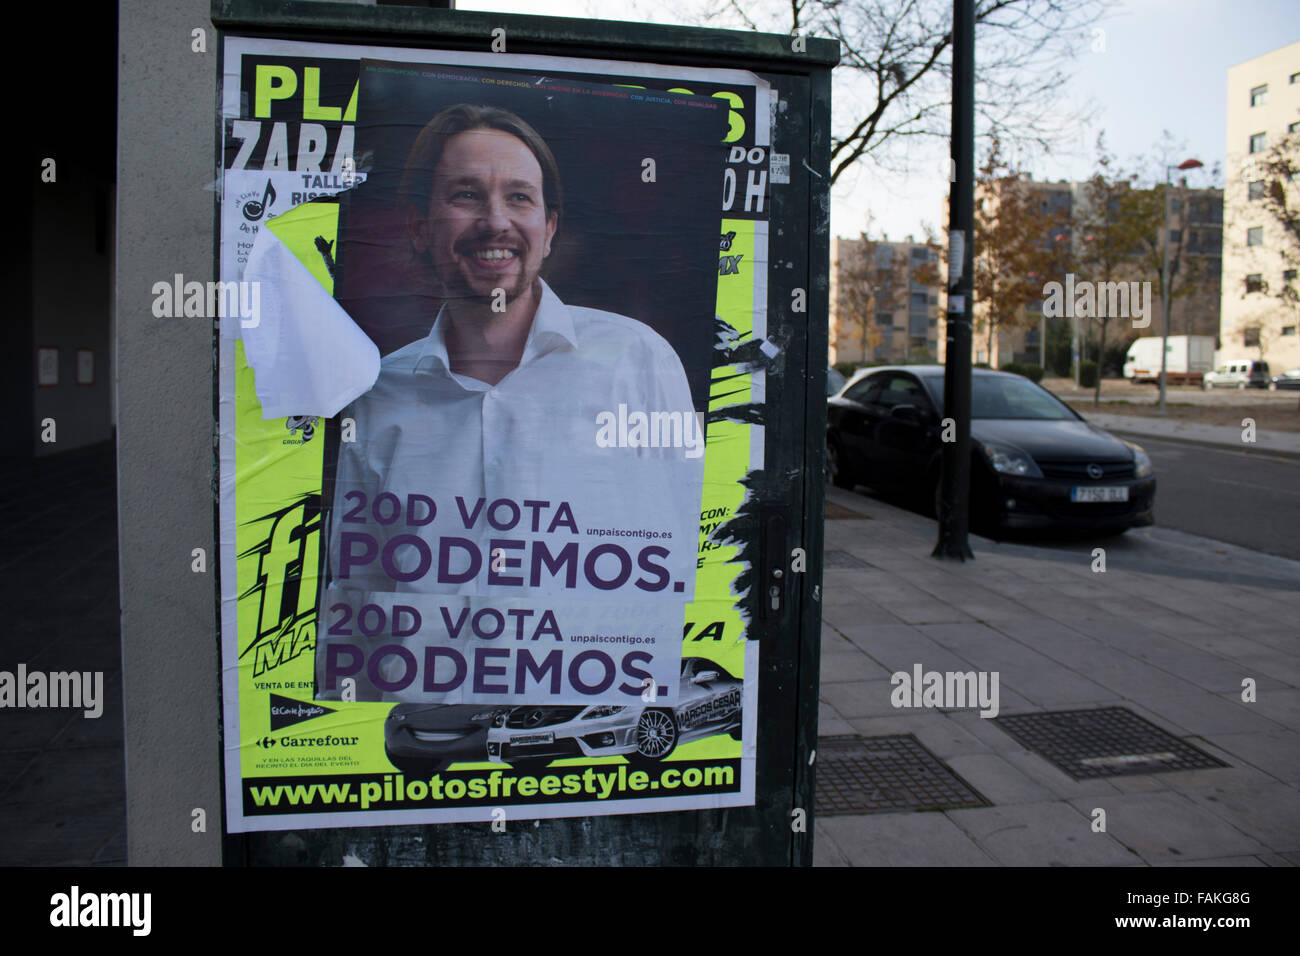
[1269,368,1300,390]
[826,366,1156,533]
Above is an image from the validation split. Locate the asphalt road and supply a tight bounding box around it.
[852,432,1300,564]
[1106,433,1300,562]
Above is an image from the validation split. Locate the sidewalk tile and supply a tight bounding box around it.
[946,802,1141,866]
[1160,856,1267,866]
[818,650,893,683]
[820,680,899,719]
[1249,687,1300,732]
[1181,783,1300,853]
[812,821,851,867]
[942,753,1055,805]
[817,812,996,866]
[1140,692,1289,736]
[1202,730,1300,785]
[1067,792,1267,863]
[1001,749,1122,799]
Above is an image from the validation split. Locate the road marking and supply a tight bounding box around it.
[1208,476,1300,497]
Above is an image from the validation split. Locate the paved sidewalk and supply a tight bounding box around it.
[814,486,1300,867]
[0,443,125,866]
[1076,411,1300,458]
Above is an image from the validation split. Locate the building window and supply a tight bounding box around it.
[1247,227,1264,246]
[1250,84,1268,106]
[1248,180,1266,200]
[1246,273,1263,293]
[1283,326,1298,336]
[1171,199,1184,213]
[1284,269,1298,281]
[1249,132,1267,153]
[1169,229,1182,243]
[1244,327,1261,347]
[1291,121,1300,135]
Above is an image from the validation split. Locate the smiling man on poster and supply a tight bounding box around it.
[313,89,720,705]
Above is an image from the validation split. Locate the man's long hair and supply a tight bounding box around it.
[398,103,564,228]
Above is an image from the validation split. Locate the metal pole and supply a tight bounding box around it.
[1158,166,1172,413]
[934,0,975,561]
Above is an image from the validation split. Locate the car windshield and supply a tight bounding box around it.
[928,376,1077,420]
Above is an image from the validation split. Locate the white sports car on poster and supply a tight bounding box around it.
[485,657,743,771]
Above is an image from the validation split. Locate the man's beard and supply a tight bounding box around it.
[436,259,535,307]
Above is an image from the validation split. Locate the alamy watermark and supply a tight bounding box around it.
[50,886,150,936]
[890,664,1000,718]
[0,665,103,718]
[151,273,261,327]
[1041,274,1153,329]
[595,405,705,459]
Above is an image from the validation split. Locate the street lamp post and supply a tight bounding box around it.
[1158,158,1203,413]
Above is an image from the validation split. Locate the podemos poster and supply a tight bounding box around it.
[218,36,773,832]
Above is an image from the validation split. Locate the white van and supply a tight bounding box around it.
[1202,360,1271,389]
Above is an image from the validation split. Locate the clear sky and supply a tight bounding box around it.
[459,0,1300,241]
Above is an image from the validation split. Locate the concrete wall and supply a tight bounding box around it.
[116,0,377,868]
[117,0,222,865]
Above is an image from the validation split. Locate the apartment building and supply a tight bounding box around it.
[941,177,1221,370]
[1221,40,1300,373]
[829,235,941,366]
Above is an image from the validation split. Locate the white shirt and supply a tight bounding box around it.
[319,280,705,702]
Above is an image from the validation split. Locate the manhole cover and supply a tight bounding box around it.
[823,549,872,569]
[993,707,1228,780]
[815,734,990,815]
[826,500,871,520]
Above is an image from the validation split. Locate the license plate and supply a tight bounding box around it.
[1071,486,1129,503]
[509,732,554,746]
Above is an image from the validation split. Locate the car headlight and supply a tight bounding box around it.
[491,712,508,728]
[582,705,625,719]
[1124,441,1153,478]
[979,440,1042,478]
[472,709,504,723]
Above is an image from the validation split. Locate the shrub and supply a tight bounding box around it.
[1000,362,1044,383]
[833,361,858,378]
[1079,360,1099,388]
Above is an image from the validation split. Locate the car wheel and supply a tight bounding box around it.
[827,439,854,490]
[384,749,449,778]
[628,708,678,763]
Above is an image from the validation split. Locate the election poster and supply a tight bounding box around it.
[218,36,773,832]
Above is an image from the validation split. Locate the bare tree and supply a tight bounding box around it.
[834,233,937,362]
[670,0,1107,184]
[971,137,1070,364]
[1237,130,1300,307]
[1074,133,1149,403]
[1125,141,1220,361]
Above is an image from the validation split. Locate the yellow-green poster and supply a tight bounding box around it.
[219,36,772,831]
